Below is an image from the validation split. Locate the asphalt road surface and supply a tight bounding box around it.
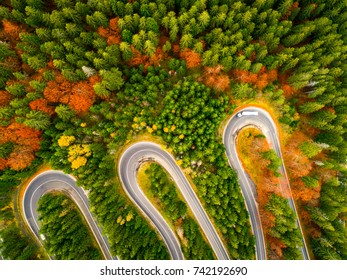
[223,106,310,260]
[21,107,309,261]
[118,142,230,260]
[22,170,114,260]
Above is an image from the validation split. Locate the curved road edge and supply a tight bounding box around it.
[118,142,230,260]
[22,170,114,260]
[223,106,310,260]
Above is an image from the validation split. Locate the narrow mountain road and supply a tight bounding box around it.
[223,106,310,260]
[118,142,230,260]
[22,170,114,260]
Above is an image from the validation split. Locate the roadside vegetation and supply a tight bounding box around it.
[37,193,103,260]
[237,127,302,259]
[0,0,346,259]
[139,163,214,260]
[265,194,303,260]
[0,160,43,259]
[0,223,38,259]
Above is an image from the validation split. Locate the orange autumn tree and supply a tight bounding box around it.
[0,122,41,171]
[284,147,312,178]
[245,133,284,203]
[148,48,164,67]
[179,49,202,69]
[128,46,148,66]
[1,19,26,42]
[301,209,321,238]
[282,83,297,97]
[267,236,286,259]
[0,158,7,170]
[202,66,230,92]
[232,66,278,90]
[284,131,312,179]
[43,73,96,114]
[29,98,55,115]
[292,178,321,202]
[171,43,180,54]
[98,18,121,45]
[128,35,170,69]
[7,146,35,171]
[283,131,321,202]
[278,73,298,97]
[69,81,96,114]
[43,73,72,103]
[1,20,30,74]
[0,90,12,106]
[1,122,41,150]
[128,46,165,69]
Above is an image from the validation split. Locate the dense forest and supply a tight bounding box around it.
[0,0,346,260]
[141,163,214,259]
[37,193,103,260]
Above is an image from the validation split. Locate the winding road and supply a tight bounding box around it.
[223,106,310,260]
[21,106,309,260]
[22,170,114,260]
[118,142,230,260]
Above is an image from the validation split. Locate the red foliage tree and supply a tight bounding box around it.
[1,56,22,73]
[249,51,257,62]
[232,69,257,83]
[278,72,298,97]
[301,209,321,238]
[88,75,102,85]
[268,69,278,81]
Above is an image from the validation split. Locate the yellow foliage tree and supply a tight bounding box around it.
[116,216,122,224]
[58,135,75,147]
[68,144,91,169]
[71,156,87,169]
[126,212,133,222]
